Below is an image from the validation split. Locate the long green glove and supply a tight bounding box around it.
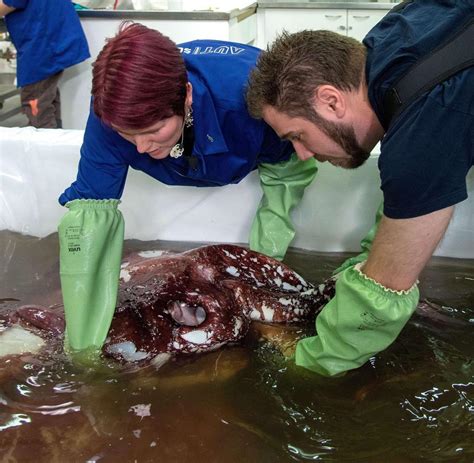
[295,262,419,376]
[58,199,124,351]
[332,201,384,276]
[249,153,317,260]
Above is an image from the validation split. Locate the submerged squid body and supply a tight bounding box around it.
[106,245,330,361]
[1,245,330,363]
[1,245,465,366]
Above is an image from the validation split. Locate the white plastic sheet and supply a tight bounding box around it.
[0,126,473,257]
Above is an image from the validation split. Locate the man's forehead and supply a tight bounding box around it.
[262,105,294,125]
[262,106,303,135]
[262,104,282,119]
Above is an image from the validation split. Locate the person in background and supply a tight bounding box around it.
[246,0,474,376]
[0,0,90,128]
[58,23,317,352]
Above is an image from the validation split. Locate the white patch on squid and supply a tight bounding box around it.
[138,250,166,258]
[225,266,240,277]
[120,269,131,283]
[198,265,215,281]
[233,318,243,337]
[274,277,282,287]
[278,298,292,306]
[250,308,261,320]
[276,266,285,277]
[106,341,149,362]
[223,249,237,259]
[302,288,317,296]
[121,261,130,268]
[0,325,45,357]
[261,304,275,321]
[180,330,210,344]
[282,282,299,291]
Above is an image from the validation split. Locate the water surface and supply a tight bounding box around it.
[1,231,473,462]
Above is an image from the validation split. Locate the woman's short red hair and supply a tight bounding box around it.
[92,22,187,130]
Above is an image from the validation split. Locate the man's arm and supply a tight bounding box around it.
[0,1,15,16]
[294,205,454,376]
[362,206,454,290]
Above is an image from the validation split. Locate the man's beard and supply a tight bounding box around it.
[322,119,370,168]
[306,111,370,168]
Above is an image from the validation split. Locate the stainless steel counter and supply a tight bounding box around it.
[77,3,257,20]
[258,1,397,9]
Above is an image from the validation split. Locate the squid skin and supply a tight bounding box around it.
[2,245,460,365]
[1,245,329,363]
[107,245,328,359]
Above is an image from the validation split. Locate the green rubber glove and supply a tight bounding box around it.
[58,199,124,351]
[295,262,419,376]
[249,153,317,260]
[332,202,384,276]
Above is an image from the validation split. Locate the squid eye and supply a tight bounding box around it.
[168,301,206,326]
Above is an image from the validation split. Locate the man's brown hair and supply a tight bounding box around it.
[246,30,366,123]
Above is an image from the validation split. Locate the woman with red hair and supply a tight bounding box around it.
[57,23,317,352]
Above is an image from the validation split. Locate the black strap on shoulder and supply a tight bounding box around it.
[382,16,474,129]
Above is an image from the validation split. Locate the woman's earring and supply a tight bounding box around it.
[184,107,193,128]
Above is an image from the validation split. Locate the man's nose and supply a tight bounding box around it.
[292,141,314,161]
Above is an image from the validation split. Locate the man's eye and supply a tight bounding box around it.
[291,134,301,142]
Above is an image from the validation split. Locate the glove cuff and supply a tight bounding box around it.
[65,199,121,210]
[352,261,418,296]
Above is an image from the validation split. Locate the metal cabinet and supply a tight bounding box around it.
[259,9,346,47]
[257,7,390,48]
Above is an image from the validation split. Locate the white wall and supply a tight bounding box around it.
[1,126,473,258]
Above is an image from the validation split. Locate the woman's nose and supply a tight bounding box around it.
[135,135,150,154]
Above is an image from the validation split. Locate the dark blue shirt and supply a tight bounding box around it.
[4,0,90,87]
[59,40,293,205]
[364,0,474,219]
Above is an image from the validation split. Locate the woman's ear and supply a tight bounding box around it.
[186,82,193,107]
[313,85,346,121]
